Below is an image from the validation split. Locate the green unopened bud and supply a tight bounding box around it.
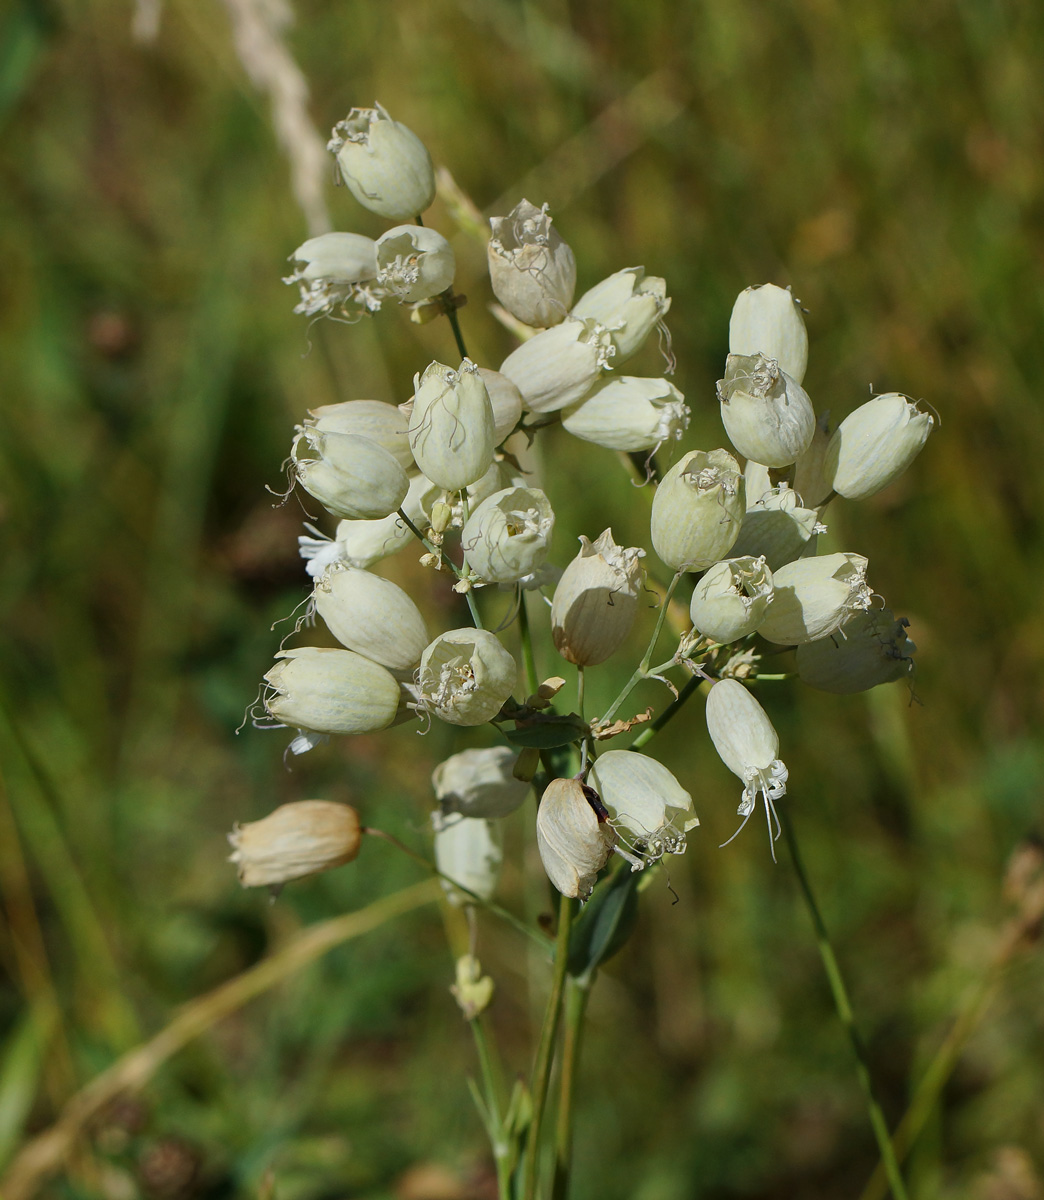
[283,232,384,319]
[500,317,615,413]
[328,104,435,220]
[418,629,518,726]
[562,376,689,452]
[588,751,698,868]
[476,368,524,444]
[689,555,774,643]
[375,225,455,302]
[551,529,646,666]
[824,393,934,501]
[263,647,401,735]
[450,954,495,1019]
[461,486,554,584]
[409,359,495,491]
[305,399,413,473]
[488,199,576,328]
[435,817,502,905]
[705,679,788,836]
[796,607,916,693]
[536,778,614,900]
[313,565,428,674]
[432,746,530,822]
[717,353,816,468]
[650,449,745,572]
[229,800,362,888]
[757,552,872,645]
[571,267,670,363]
[730,486,824,570]
[292,429,409,520]
[728,284,808,383]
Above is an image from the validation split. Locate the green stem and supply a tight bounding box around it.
[551,976,591,1200]
[521,892,574,1200]
[781,811,909,1200]
[600,572,683,725]
[470,1015,513,1199]
[445,297,470,360]
[396,507,483,630]
[518,591,539,695]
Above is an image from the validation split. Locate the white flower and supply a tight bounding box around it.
[434,817,502,906]
[229,801,361,888]
[375,225,456,302]
[587,751,698,869]
[728,283,808,384]
[705,679,788,855]
[291,428,409,520]
[535,778,614,899]
[487,199,576,328]
[283,232,385,320]
[562,376,689,453]
[571,267,670,363]
[417,629,518,726]
[689,556,774,644]
[796,607,916,694]
[313,565,429,674]
[730,485,824,571]
[717,353,816,468]
[303,399,413,473]
[432,747,530,823]
[499,317,615,413]
[461,486,555,584]
[409,359,495,491]
[824,393,934,501]
[551,530,646,666]
[263,647,402,736]
[328,104,435,220]
[757,552,872,645]
[650,449,745,572]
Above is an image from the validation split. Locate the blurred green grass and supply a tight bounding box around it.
[1,0,1043,1196]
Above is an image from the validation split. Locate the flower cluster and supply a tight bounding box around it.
[232,107,932,900]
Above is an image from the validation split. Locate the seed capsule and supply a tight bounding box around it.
[375,225,456,303]
[461,486,555,584]
[499,317,615,413]
[409,359,496,491]
[535,778,614,899]
[229,801,361,888]
[432,747,530,822]
[291,428,409,521]
[562,376,689,453]
[551,530,645,666]
[689,556,774,644]
[435,818,503,905]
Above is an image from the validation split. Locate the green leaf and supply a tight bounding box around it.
[566,864,641,979]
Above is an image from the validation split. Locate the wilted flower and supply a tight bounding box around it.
[291,428,409,520]
[728,283,808,384]
[432,746,530,823]
[551,530,646,666]
[561,376,689,453]
[650,449,745,571]
[313,564,429,674]
[587,751,698,868]
[283,232,384,319]
[824,393,934,501]
[461,486,555,584]
[434,817,503,905]
[418,629,518,726]
[304,399,413,473]
[689,555,774,643]
[705,678,788,853]
[571,267,670,363]
[409,359,495,491]
[717,353,816,468]
[730,486,824,571]
[487,199,577,328]
[757,552,873,645]
[229,801,361,888]
[328,104,435,220]
[376,225,456,303]
[536,778,614,899]
[796,607,916,693]
[500,317,615,413]
[263,647,402,736]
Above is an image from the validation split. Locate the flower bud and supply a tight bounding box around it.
[571,267,670,363]
[587,751,698,867]
[796,607,916,694]
[757,552,873,645]
[536,778,614,899]
[435,817,502,905]
[313,565,428,673]
[650,449,745,572]
[823,393,934,501]
[432,746,530,822]
[450,954,495,1019]
[375,225,455,302]
[305,399,413,473]
[328,104,436,220]
[283,233,384,319]
[263,647,401,735]
[689,555,774,643]
[561,376,689,453]
[792,412,834,508]
[551,530,646,666]
[476,368,524,445]
[229,801,362,888]
[705,678,788,831]
[461,486,555,584]
[728,284,808,383]
[418,629,518,726]
[292,428,409,520]
[409,359,496,491]
[487,199,577,328]
[730,486,824,571]
[717,353,816,468]
[499,317,615,414]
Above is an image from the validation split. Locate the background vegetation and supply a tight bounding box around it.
[1,0,1042,1196]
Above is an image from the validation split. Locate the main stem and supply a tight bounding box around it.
[522,892,574,1200]
[781,811,910,1200]
[551,976,591,1200]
